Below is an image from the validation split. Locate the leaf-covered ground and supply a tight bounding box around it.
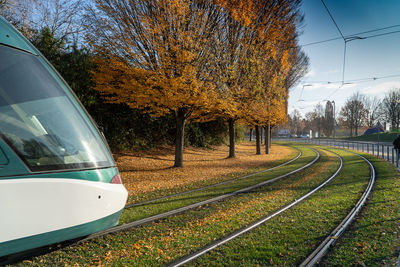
[116,142,296,203]
[119,146,315,223]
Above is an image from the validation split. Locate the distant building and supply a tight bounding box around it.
[277,129,290,137]
[363,127,384,135]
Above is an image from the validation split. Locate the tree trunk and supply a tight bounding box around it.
[174,109,186,167]
[255,125,261,155]
[249,128,253,141]
[269,126,272,148]
[228,118,235,158]
[265,124,270,154]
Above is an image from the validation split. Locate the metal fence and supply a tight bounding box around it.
[275,138,400,169]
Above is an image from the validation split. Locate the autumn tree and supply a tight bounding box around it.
[208,1,249,158]
[1,0,83,41]
[363,96,383,128]
[87,0,223,167]
[381,89,400,130]
[236,0,305,154]
[288,109,302,135]
[323,100,334,136]
[339,92,367,136]
[303,110,317,137]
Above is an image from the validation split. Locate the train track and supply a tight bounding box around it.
[0,146,318,265]
[125,145,302,208]
[299,150,375,267]
[166,149,343,267]
[80,147,320,242]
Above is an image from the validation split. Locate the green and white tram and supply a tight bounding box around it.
[0,16,128,257]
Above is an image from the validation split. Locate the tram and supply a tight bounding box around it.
[0,16,128,257]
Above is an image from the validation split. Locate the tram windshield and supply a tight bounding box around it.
[0,44,112,172]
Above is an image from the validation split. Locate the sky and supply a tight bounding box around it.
[289,0,400,118]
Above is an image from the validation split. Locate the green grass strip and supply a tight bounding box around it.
[321,153,400,266]
[191,148,370,266]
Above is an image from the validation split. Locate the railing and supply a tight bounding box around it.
[274,138,400,169]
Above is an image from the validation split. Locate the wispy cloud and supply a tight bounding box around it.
[363,81,400,95]
[305,68,316,78]
[324,69,340,75]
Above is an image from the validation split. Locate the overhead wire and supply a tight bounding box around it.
[304,73,400,85]
[294,3,400,108]
[320,0,345,39]
[301,24,400,47]
[320,0,348,85]
[297,73,400,100]
[362,29,400,40]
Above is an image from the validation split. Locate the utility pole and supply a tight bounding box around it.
[332,100,335,139]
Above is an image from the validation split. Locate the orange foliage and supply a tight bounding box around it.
[87,0,307,164]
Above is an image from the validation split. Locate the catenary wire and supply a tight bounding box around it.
[301,24,400,47]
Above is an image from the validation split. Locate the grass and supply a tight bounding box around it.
[119,145,315,223]
[19,146,338,266]
[321,154,400,265]
[342,131,398,142]
[117,142,298,204]
[191,148,371,266]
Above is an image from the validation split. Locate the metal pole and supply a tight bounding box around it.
[377,144,380,157]
[382,145,384,158]
[332,100,335,139]
[392,148,395,164]
[387,146,390,161]
[367,143,369,153]
[372,144,374,155]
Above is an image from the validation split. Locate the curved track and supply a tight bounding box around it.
[167,149,343,267]
[299,150,376,267]
[81,148,319,242]
[125,145,302,208]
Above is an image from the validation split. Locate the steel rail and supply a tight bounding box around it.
[78,148,319,243]
[125,146,302,208]
[299,150,376,267]
[167,149,343,267]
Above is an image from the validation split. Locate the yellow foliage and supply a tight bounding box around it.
[88,0,306,134]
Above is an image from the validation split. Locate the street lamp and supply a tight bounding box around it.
[298,84,312,102]
[332,100,336,139]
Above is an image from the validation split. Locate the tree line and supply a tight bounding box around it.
[288,89,400,137]
[1,0,308,167]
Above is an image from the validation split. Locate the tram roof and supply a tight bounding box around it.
[0,16,38,55]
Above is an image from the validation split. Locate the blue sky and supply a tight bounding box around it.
[289,0,400,116]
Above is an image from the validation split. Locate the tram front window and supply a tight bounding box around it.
[0,44,111,172]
